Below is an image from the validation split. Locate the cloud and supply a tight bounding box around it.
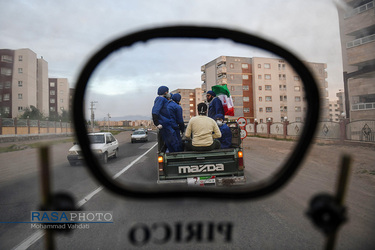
[1,0,344,117]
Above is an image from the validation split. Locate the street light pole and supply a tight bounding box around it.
[107,113,111,132]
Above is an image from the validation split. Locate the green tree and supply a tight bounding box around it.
[20,106,44,120]
[60,110,71,122]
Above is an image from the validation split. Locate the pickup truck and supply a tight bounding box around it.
[157,122,246,186]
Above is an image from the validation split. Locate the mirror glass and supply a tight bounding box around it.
[82,38,310,188]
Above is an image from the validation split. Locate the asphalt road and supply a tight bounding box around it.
[0,132,374,249]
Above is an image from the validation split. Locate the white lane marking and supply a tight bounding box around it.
[12,230,44,250]
[113,142,157,179]
[12,142,158,250]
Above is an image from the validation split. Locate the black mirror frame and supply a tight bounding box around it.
[73,25,320,200]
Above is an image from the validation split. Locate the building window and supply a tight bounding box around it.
[242,75,249,79]
[4,107,10,114]
[284,95,287,100]
[295,106,301,112]
[18,68,23,73]
[18,94,22,99]
[231,86,235,91]
[1,55,13,63]
[19,55,23,61]
[242,64,248,69]
[50,82,56,87]
[1,67,12,76]
[260,119,264,123]
[243,85,249,91]
[294,76,300,81]
[243,96,249,102]
[259,108,263,112]
[50,107,56,112]
[258,64,261,68]
[18,81,23,87]
[259,97,262,102]
[265,74,271,80]
[266,107,272,113]
[279,74,286,80]
[258,75,262,79]
[294,86,300,91]
[5,82,11,89]
[296,117,302,122]
[60,99,64,103]
[0,95,2,102]
[230,75,234,80]
[50,98,55,103]
[230,63,234,69]
[189,104,193,107]
[295,96,301,102]
[278,64,286,70]
[265,96,272,102]
[50,90,55,95]
[18,106,23,111]
[265,85,272,90]
[258,86,262,91]
[244,108,250,113]
[264,63,271,69]
[4,93,10,101]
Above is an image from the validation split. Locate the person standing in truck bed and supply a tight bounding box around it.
[152,86,180,152]
[184,103,222,151]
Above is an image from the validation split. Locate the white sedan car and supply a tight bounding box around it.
[131,130,148,143]
[67,132,119,165]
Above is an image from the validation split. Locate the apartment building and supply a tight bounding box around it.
[201,56,328,123]
[329,100,341,122]
[171,88,203,121]
[201,56,253,121]
[336,89,346,116]
[0,48,49,118]
[338,0,375,121]
[253,58,329,123]
[48,78,70,118]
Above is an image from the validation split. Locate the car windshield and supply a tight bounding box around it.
[88,134,105,143]
[133,131,145,135]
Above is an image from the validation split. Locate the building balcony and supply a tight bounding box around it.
[347,41,375,66]
[217,66,227,74]
[201,65,205,72]
[344,1,374,35]
[201,73,206,81]
[217,78,227,85]
[216,56,226,66]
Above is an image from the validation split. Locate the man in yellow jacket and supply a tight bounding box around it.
[185,103,222,151]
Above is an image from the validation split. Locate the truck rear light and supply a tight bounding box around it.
[158,156,164,172]
[238,151,244,170]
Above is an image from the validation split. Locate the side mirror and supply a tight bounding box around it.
[73,25,320,200]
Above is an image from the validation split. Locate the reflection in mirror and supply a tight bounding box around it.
[82,38,314,188]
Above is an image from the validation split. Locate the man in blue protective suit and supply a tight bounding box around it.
[152,86,180,152]
[167,93,184,151]
[206,90,224,119]
[215,114,232,149]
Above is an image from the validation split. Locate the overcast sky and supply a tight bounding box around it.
[0,0,345,119]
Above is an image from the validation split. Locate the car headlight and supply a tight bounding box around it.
[92,149,103,154]
[68,151,78,155]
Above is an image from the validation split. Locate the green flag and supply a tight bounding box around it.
[212,84,231,97]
